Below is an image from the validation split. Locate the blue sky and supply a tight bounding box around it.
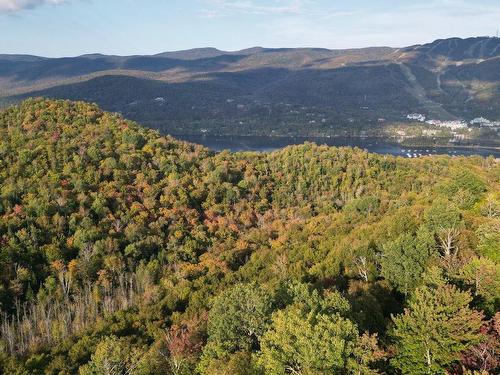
[1,0,500,57]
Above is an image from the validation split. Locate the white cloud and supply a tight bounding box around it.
[0,0,67,12]
[200,0,310,17]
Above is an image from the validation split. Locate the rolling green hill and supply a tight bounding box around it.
[0,99,498,374]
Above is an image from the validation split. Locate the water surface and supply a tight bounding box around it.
[175,135,500,158]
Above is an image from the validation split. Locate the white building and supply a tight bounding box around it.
[470,117,491,126]
[407,113,426,122]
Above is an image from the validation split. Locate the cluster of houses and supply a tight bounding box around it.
[406,113,500,130]
[470,117,500,127]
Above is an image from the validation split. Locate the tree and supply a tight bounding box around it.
[424,200,463,259]
[78,336,143,375]
[476,222,500,262]
[258,305,359,374]
[461,313,500,373]
[258,288,382,374]
[380,229,435,295]
[278,282,351,317]
[206,283,273,352]
[199,351,262,375]
[458,258,500,315]
[199,283,273,372]
[391,277,484,374]
[51,259,77,299]
[161,315,205,375]
[347,333,386,375]
[441,170,486,209]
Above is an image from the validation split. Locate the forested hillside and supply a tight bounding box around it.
[1,37,500,138]
[0,99,499,374]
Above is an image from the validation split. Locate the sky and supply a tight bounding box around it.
[1,0,500,57]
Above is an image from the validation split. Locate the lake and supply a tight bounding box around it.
[175,135,500,158]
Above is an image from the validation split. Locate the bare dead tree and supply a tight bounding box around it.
[481,197,500,218]
[112,218,123,233]
[81,242,95,263]
[437,227,460,258]
[0,271,152,356]
[354,256,369,282]
[272,253,289,278]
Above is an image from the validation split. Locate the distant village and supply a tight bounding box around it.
[406,113,500,130]
[146,95,499,142]
[404,113,500,142]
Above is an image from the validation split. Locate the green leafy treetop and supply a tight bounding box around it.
[206,283,273,353]
[258,286,385,375]
[380,228,435,295]
[258,305,359,374]
[391,269,484,374]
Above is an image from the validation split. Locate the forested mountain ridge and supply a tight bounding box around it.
[0,99,499,374]
[1,37,500,137]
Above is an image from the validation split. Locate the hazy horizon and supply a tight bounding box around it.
[3,35,499,59]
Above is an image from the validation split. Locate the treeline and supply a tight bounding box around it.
[0,99,498,374]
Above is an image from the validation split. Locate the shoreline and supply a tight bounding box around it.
[169,133,500,151]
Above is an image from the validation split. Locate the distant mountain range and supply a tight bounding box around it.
[1,37,500,136]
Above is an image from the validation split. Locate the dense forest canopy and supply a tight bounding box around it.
[0,99,498,374]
